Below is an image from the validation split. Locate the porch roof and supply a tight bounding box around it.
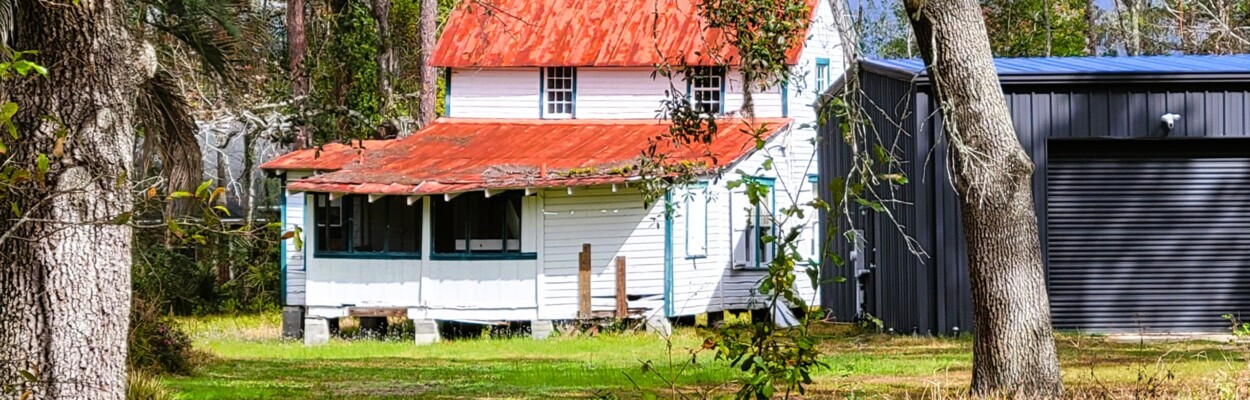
[261,117,793,196]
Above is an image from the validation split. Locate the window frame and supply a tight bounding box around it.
[742,177,777,269]
[684,182,710,259]
[815,58,831,94]
[541,67,576,119]
[312,194,423,259]
[431,192,537,260]
[804,174,820,264]
[688,66,725,116]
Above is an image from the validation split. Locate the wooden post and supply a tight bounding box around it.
[615,256,627,319]
[578,243,592,319]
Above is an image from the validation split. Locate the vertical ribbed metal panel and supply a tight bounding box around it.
[817,106,857,322]
[822,66,1250,334]
[1047,139,1250,332]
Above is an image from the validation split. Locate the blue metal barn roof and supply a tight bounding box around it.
[865,54,1250,76]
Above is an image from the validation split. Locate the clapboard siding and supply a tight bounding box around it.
[448,68,541,118]
[540,186,666,319]
[283,172,309,306]
[576,68,672,119]
[669,126,820,316]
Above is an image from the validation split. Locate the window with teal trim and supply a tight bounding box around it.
[803,174,820,263]
[684,183,709,258]
[815,58,830,94]
[734,177,776,269]
[313,194,421,257]
[433,192,531,258]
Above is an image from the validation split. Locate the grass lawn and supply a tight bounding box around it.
[163,314,1250,399]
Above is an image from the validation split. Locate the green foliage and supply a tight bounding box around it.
[126,371,177,400]
[982,0,1090,57]
[304,1,383,142]
[129,297,197,375]
[699,0,811,93]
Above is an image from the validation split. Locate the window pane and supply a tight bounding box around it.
[353,197,386,253]
[433,193,523,253]
[316,196,347,252]
[388,198,421,253]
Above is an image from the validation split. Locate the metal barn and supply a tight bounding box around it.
[818,55,1250,335]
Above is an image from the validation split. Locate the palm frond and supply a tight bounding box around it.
[136,69,203,218]
[141,0,252,83]
[0,0,13,48]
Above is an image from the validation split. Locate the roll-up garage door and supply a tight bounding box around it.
[1047,139,1250,332]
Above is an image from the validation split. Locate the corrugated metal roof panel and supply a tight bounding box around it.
[431,0,817,68]
[865,54,1250,77]
[262,118,793,195]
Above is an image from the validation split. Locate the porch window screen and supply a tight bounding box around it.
[313,194,421,256]
[433,192,523,255]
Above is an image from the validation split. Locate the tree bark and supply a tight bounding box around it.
[902,0,1063,397]
[287,0,309,148]
[1085,0,1098,55]
[414,0,438,131]
[372,0,395,118]
[1,1,135,398]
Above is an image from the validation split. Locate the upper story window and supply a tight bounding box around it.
[815,58,830,94]
[314,194,422,257]
[691,67,724,115]
[543,67,576,118]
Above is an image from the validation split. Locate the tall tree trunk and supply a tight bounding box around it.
[902,0,1063,397]
[1042,0,1053,56]
[287,0,309,148]
[414,0,438,131]
[1085,0,1098,55]
[372,0,395,118]
[1,1,135,398]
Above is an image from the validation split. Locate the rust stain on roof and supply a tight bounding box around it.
[260,118,793,195]
[431,0,817,68]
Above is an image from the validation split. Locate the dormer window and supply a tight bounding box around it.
[691,67,724,115]
[543,67,576,118]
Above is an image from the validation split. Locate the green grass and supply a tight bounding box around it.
[162,315,1250,399]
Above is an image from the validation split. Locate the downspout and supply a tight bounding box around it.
[279,173,287,305]
[664,190,674,317]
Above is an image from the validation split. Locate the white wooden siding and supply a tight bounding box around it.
[540,186,666,320]
[283,172,309,306]
[669,126,820,316]
[576,68,672,119]
[448,68,541,118]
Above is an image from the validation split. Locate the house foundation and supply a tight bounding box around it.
[281,306,304,339]
[413,319,440,345]
[530,320,554,339]
[303,318,330,345]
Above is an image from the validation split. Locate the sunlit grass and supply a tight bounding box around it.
[164,314,1250,399]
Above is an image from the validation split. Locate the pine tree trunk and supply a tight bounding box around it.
[1085,0,1098,55]
[414,0,438,130]
[902,0,1063,397]
[372,0,395,117]
[0,1,135,398]
[288,0,309,148]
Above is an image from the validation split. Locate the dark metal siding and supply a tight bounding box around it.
[825,65,1250,334]
[1047,139,1250,332]
[817,105,857,322]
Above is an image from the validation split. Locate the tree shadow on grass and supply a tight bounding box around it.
[165,356,740,399]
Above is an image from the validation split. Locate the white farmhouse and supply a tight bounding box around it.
[262,0,845,343]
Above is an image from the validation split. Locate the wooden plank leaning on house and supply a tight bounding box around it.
[578,243,592,319]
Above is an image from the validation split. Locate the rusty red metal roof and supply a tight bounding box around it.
[261,118,793,195]
[431,0,817,68]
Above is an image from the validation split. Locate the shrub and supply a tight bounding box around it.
[126,370,176,400]
[128,297,196,375]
